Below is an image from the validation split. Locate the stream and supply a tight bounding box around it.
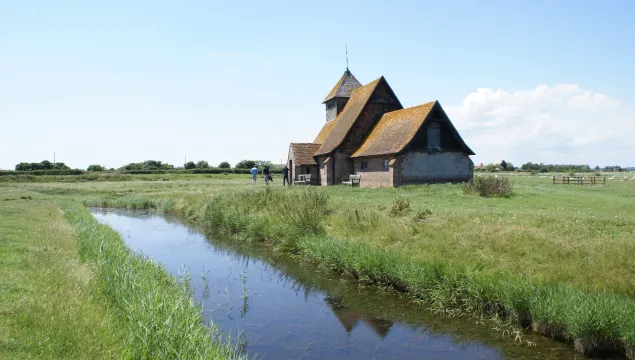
[91,208,599,360]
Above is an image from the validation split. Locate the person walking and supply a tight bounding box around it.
[282,165,289,186]
[250,165,258,184]
[263,165,270,185]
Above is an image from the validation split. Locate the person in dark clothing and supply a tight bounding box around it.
[282,166,289,186]
[263,165,270,185]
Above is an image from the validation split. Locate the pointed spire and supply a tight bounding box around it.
[322,69,362,103]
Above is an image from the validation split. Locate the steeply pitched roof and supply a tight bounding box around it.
[315,77,385,156]
[322,69,363,103]
[313,120,336,144]
[351,101,475,158]
[289,143,321,165]
[351,102,435,158]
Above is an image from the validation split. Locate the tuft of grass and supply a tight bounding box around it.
[464,176,513,197]
[389,196,411,217]
[61,201,244,360]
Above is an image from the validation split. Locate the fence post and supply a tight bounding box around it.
[552,176,555,185]
[604,176,606,186]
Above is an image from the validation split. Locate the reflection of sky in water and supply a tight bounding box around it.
[91,209,588,360]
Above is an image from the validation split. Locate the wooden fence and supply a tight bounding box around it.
[551,176,605,186]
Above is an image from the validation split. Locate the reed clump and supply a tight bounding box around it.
[204,187,328,252]
[464,176,512,197]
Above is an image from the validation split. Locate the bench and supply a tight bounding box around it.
[295,174,311,185]
[342,174,361,187]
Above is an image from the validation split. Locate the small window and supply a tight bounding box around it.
[306,167,310,174]
[360,161,368,170]
[383,159,389,170]
[428,125,441,149]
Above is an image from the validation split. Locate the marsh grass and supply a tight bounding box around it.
[61,202,244,359]
[201,188,635,357]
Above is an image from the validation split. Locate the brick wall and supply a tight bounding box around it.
[353,157,395,187]
[398,151,473,183]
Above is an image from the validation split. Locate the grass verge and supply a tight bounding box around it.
[0,198,122,359]
[60,201,244,359]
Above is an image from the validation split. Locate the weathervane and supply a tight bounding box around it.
[346,44,349,71]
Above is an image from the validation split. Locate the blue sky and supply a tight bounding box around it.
[1,0,634,170]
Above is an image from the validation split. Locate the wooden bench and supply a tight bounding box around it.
[342,174,361,187]
[295,174,311,185]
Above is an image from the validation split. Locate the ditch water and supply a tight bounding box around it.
[91,209,598,360]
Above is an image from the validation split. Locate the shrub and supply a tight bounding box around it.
[464,176,512,197]
[87,165,105,172]
[235,160,256,169]
[196,161,210,169]
[389,196,411,217]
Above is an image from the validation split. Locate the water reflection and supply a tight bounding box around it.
[326,296,393,338]
[91,209,599,360]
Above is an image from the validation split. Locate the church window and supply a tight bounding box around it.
[428,124,441,149]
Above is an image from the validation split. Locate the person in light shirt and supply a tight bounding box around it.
[250,165,258,184]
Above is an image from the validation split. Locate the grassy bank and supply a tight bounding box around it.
[61,201,243,359]
[202,187,635,357]
[0,197,122,359]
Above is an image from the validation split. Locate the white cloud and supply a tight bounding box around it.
[445,84,635,167]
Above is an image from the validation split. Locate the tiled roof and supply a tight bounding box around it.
[351,101,475,157]
[315,77,384,156]
[313,120,336,144]
[351,102,436,158]
[322,69,363,103]
[289,143,321,165]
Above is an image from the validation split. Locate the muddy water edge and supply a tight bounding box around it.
[90,208,618,360]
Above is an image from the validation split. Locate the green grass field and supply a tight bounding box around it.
[2,172,635,357]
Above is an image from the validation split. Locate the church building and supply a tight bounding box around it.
[287,69,475,187]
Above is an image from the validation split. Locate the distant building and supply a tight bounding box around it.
[287,68,474,187]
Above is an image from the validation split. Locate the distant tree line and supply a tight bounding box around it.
[234,160,275,169]
[475,161,625,173]
[119,160,175,171]
[15,160,70,171]
[519,162,592,173]
[7,159,285,176]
